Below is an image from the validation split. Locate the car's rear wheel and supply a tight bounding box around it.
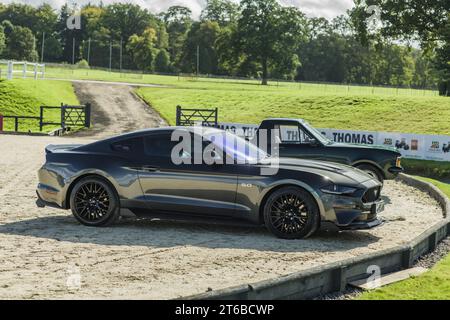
[356,164,384,183]
[70,177,120,227]
[263,187,320,239]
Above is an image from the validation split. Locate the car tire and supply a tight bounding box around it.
[70,176,120,227]
[263,186,320,239]
[356,164,384,183]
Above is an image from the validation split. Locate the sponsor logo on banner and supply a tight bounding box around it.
[320,129,375,145]
[208,122,450,162]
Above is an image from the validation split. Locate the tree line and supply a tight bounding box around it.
[0,0,447,91]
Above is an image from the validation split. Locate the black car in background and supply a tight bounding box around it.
[252,118,403,182]
[36,127,384,239]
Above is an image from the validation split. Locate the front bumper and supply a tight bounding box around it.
[332,198,384,228]
[388,166,404,175]
[339,217,384,230]
[320,178,384,230]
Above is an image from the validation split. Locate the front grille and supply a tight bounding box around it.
[362,187,381,203]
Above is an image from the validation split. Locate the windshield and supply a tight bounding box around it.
[203,129,268,162]
[302,121,333,145]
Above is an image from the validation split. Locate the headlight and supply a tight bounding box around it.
[320,184,357,195]
[396,157,402,167]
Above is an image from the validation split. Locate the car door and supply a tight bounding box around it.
[137,130,239,217]
[275,123,325,160]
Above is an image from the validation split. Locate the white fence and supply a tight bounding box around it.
[0,61,45,80]
[212,122,450,162]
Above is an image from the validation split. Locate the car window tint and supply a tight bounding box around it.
[144,133,176,158]
[277,125,313,144]
[111,137,143,155]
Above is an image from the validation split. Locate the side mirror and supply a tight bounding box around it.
[309,139,319,147]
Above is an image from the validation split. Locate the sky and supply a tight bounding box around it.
[0,0,355,20]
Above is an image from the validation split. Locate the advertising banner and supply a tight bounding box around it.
[211,122,450,162]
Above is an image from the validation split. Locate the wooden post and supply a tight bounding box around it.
[0,114,3,132]
[7,61,13,80]
[214,107,218,127]
[84,103,91,128]
[39,106,44,131]
[176,105,181,126]
[14,117,19,132]
[61,103,65,128]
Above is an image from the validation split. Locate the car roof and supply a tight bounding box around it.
[263,118,306,123]
[104,126,226,141]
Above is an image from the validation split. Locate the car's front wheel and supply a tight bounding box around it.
[356,164,384,183]
[263,187,320,239]
[70,176,120,227]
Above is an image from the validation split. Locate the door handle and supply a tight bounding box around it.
[141,166,159,172]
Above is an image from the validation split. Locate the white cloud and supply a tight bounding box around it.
[0,0,355,20]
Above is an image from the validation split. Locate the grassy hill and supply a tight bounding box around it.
[136,83,449,135]
[0,79,79,132]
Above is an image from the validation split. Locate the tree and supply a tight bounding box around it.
[297,32,347,82]
[0,26,5,56]
[201,0,239,26]
[4,25,38,61]
[0,3,38,33]
[215,25,242,75]
[43,36,63,62]
[162,6,192,71]
[58,4,82,63]
[101,3,157,42]
[127,28,158,71]
[411,50,438,88]
[237,0,307,84]
[153,49,171,73]
[351,0,449,94]
[352,0,448,45]
[180,21,221,74]
[34,4,58,35]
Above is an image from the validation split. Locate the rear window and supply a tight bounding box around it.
[111,137,143,154]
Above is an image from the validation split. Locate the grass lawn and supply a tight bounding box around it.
[358,176,450,300]
[38,65,438,97]
[0,79,79,132]
[404,159,450,179]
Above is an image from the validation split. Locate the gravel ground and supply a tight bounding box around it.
[0,134,446,299]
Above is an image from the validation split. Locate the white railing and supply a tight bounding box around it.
[0,61,45,80]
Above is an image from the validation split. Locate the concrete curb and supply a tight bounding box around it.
[185,174,450,300]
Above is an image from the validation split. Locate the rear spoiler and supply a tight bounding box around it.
[45,144,83,154]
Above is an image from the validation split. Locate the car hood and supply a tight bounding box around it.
[328,142,400,154]
[261,157,375,184]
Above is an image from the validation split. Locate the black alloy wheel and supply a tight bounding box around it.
[263,187,319,239]
[70,177,120,227]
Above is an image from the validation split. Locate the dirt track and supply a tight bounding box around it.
[71,82,167,139]
[0,133,445,299]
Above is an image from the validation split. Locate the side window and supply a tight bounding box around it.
[111,137,143,155]
[144,133,177,158]
[277,125,313,144]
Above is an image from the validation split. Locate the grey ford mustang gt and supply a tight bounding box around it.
[36,127,384,239]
